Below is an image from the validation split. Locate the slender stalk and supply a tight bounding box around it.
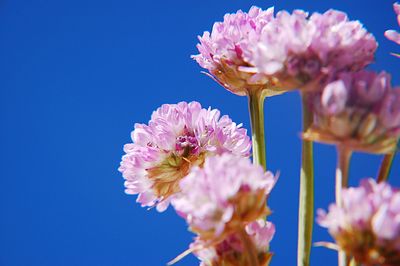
[239,228,260,266]
[335,146,352,266]
[297,92,314,266]
[377,150,396,183]
[248,91,267,170]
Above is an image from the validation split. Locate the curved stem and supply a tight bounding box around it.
[377,148,397,183]
[297,92,315,266]
[335,146,352,266]
[248,91,267,170]
[239,228,260,266]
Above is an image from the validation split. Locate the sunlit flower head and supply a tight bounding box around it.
[243,9,377,92]
[192,6,277,97]
[304,70,400,154]
[193,220,275,266]
[118,102,251,212]
[194,7,377,97]
[318,178,400,266]
[385,3,400,49]
[172,154,277,241]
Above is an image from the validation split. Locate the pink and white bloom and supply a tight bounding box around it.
[193,220,275,266]
[385,3,400,46]
[172,154,276,240]
[118,102,251,212]
[193,6,277,96]
[304,70,400,154]
[244,9,377,91]
[318,179,400,266]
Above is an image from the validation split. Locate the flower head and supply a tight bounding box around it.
[194,7,377,96]
[318,178,400,266]
[172,154,276,241]
[118,102,251,212]
[193,220,275,266]
[385,3,400,48]
[304,71,400,154]
[192,6,277,96]
[244,9,377,91]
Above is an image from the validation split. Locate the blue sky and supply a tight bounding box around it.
[1,0,399,265]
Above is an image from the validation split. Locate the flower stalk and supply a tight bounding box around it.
[248,91,267,170]
[297,92,315,266]
[335,146,352,266]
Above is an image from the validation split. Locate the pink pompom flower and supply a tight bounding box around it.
[318,179,400,266]
[194,6,377,96]
[192,6,277,97]
[118,102,251,212]
[171,154,277,241]
[304,70,400,154]
[193,220,275,266]
[243,9,377,92]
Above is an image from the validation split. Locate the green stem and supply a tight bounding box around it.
[377,149,396,183]
[335,146,352,266]
[248,91,267,170]
[297,92,315,266]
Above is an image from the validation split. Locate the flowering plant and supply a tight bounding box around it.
[119,3,400,266]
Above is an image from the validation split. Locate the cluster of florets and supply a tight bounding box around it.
[171,154,276,265]
[192,220,275,266]
[119,3,400,266]
[193,7,377,96]
[304,71,400,154]
[118,101,251,211]
[318,179,400,266]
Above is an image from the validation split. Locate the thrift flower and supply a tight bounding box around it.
[194,6,377,96]
[118,102,251,212]
[304,71,400,154]
[244,9,377,91]
[193,220,275,266]
[318,179,400,266]
[172,154,276,241]
[192,6,277,96]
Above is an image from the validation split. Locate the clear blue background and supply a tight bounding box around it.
[1,0,399,265]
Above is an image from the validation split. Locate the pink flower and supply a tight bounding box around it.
[385,3,400,46]
[118,102,251,212]
[192,6,280,96]
[304,71,400,154]
[171,154,277,240]
[194,7,377,96]
[244,9,377,91]
[193,220,275,266]
[318,179,400,266]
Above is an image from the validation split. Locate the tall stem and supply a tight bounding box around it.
[377,149,397,183]
[335,146,352,266]
[248,91,267,170]
[297,92,315,266]
[239,228,260,266]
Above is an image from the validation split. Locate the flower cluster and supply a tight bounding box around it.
[318,179,400,266]
[304,71,400,154]
[192,6,276,96]
[171,154,277,265]
[119,101,251,211]
[119,3,400,266]
[172,154,276,241]
[193,220,275,266]
[193,7,377,96]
